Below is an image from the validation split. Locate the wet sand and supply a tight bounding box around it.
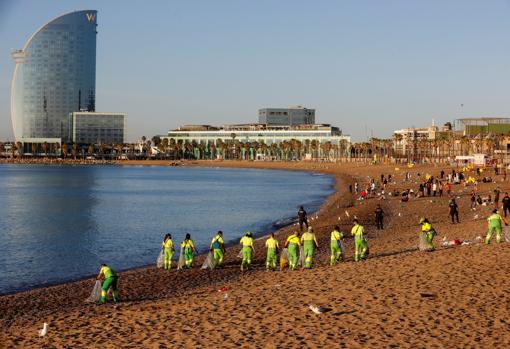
[2,160,510,348]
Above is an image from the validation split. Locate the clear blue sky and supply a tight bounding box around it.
[1,0,509,141]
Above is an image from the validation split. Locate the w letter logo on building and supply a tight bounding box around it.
[86,13,96,22]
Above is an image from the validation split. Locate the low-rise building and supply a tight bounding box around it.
[69,112,126,144]
[258,106,315,125]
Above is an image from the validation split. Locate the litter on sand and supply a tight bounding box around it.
[309,304,331,314]
[345,210,350,217]
[85,280,102,303]
[38,322,48,337]
[177,248,185,270]
[420,293,437,299]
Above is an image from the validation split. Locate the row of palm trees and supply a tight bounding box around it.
[1,133,508,162]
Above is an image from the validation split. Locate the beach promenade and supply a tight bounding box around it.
[1,160,510,348]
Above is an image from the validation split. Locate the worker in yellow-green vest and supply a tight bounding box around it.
[419,218,436,251]
[351,219,368,262]
[330,225,344,265]
[161,233,174,270]
[301,226,319,269]
[240,231,254,271]
[210,231,225,268]
[285,231,301,270]
[486,209,508,244]
[96,263,119,304]
[265,232,279,271]
[181,234,196,269]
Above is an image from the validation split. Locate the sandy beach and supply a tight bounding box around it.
[2,160,510,348]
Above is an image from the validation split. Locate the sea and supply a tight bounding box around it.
[0,164,334,294]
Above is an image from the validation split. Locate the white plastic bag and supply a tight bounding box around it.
[156,249,164,268]
[177,247,185,270]
[280,248,289,270]
[201,251,215,270]
[237,249,243,258]
[418,232,429,251]
[85,280,102,303]
[505,226,510,242]
[298,245,305,267]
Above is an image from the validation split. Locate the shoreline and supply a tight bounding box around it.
[0,164,335,296]
[0,160,349,307]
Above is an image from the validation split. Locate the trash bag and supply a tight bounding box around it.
[237,249,243,258]
[505,226,510,243]
[280,248,289,270]
[418,232,429,251]
[298,245,305,267]
[338,240,345,256]
[85,280,102,303]
[177,247,185,270]
[156,249,164,268]
[201,251,215,270]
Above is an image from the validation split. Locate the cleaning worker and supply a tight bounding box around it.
[284,231,301,270]
[301,226,319,269]
[210,230,225,268]
[161,233,174,270]
[330,225,344,265]
[96,263,119,304]
[240,231,254,271]
[181,233,196,269]
[419,218,436,251]
[486,209,508,244]
[351,219,368,262]
[265,232,279,271]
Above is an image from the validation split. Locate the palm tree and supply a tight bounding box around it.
[321,141,332,160]
[87,144,95,157]
[0,142,5,158]
[16,141,23,159]
[72,143,78,159]
[62,143,68,159]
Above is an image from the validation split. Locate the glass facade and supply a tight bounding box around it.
[70,112,126,145]
[259,107,315,125]
[11,10,97,141]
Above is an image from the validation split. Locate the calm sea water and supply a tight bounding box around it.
[0,165,333,294]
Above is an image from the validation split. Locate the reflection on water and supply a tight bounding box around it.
[0,165,334,294]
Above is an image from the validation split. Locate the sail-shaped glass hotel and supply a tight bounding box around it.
[11,10,97,142]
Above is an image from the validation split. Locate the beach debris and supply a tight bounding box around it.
[156,250,164,269]
[345,210,350,218]
[223,293,229,300]
[274,283,282,288]
[473,214,479,220]
[177,248,185,270]
[475,236,483,242]
[338,217,341,221]
[461,240,473,246]
[441,239,462,247]
[420,293,437,299]
[506,227,510,242]
[237,250,243,258]
[218,286,228,293]
[309,304,330,314]
[85,280,102,303]
[38,322,48,337]
[398,212,402,217]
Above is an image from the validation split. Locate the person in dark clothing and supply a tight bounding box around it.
[503,193,510,218]
[349,184,353,193]
[298,206,308,231]
[470,193,476,210]
[426,182,431,196]
[477,195,483,206]
[375,204,384,230]
[449,198,460,224]
[494,187,501,209]
[440,170,445,179]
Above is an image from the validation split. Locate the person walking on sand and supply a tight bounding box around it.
[419,218,436,251]
[181,234,196,269]
[285,231,301,270]
[375,204,384,230]
[485,209,508,244]
[351,219,368,262]
[265,232,279,271]
[494,187,501,209]
[449,198,460,224]
[330,225,344,265]
[96,263,119,304]
[162,233,175,270]
[503,193,510,218]
[298,206,308,232]
[210,231,225,268]
[301,226,319,269]
[240,231,254,272]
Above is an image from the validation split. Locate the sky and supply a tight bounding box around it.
[0,0,509,142]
